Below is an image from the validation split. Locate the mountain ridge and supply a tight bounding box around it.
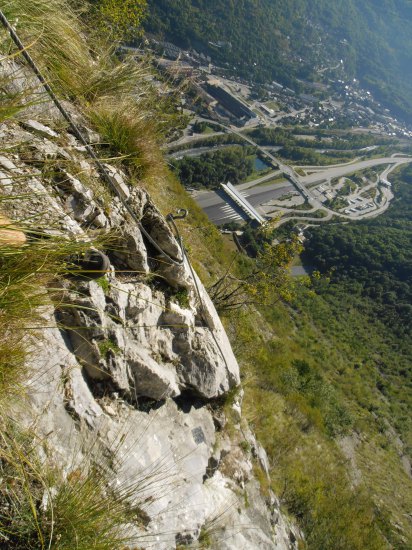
[144,0,412,121]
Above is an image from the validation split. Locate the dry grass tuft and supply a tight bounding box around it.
[1,0,150,105]
[0,224,102,397]
[89,93,162,178]
[0,415,150,550]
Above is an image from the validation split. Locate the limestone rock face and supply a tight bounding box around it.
[23,308,299,550]
[1,107,299,548]
[57,266,239,401]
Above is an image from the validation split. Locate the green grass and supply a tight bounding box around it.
[0,228,97,397]
[242,166,273,183]
[283,201,313,211]
[170,287,190,309]
[252,175,287,187]
[98,338,121,356]
[201,125,215,135]
[263,101,279,111]
[283,209,327,219]
[95,276,110,294]
[325,196,348,210]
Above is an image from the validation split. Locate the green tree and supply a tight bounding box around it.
[96,0,147,41]
[209,235,302,312]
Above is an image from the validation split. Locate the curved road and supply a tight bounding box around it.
[178,116,412,225]
[301,156,412,185]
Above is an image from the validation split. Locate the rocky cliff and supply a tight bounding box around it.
[0,59,300,548]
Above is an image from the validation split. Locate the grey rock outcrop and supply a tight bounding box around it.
[22,307,299,550]
[1,105,299,548]
[57,262,239,401]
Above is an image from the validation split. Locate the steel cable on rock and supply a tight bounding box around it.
[167,211,231,373]
[0,9,182,266]
[0,11,233,373]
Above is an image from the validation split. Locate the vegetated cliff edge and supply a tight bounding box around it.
[0,61,300,548]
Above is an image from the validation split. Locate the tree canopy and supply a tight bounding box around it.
[144,0,412,121]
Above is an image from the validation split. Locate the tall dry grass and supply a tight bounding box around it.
[1,0,148,103]
[0,413,154,550]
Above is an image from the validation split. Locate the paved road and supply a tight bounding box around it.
[195,181,293,225]
[167,144,234,159]
[181,117,412,226]
[270,161,401,227]
[301,156,412,185]
[243,182,294,205]
[211,122,412,222]
[236,170,282,190]
[165,131,224,150]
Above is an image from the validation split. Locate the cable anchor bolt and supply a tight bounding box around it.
[166,208,188,222]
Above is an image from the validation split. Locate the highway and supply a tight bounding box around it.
[173,116,412,226]
[165,130,224,150]
[236,170,282,190]
[195,181,293,225]
[205,120,412,222]
[301,156,412,185]
[167,144,235,159]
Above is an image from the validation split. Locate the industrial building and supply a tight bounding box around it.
[205,83,255,120]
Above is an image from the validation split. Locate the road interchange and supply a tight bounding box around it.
[172,117,412,226]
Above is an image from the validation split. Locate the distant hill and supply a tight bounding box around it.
[144,0,412,122]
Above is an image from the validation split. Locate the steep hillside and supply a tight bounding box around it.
[303,163,412,454]
[1,1,412,549]
[144,0,412,121]
[0,1,299,548]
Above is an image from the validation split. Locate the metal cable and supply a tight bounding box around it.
[0,11,232,374]
[167,213,231,373]
[0,10,183,266]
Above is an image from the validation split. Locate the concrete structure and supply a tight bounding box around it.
[261,104,275,117]
[221,182,266,225]
[205,83,255,120]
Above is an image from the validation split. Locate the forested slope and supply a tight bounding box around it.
[303,163,412,454]
[144,0,412,121]
[239,165,412,550]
